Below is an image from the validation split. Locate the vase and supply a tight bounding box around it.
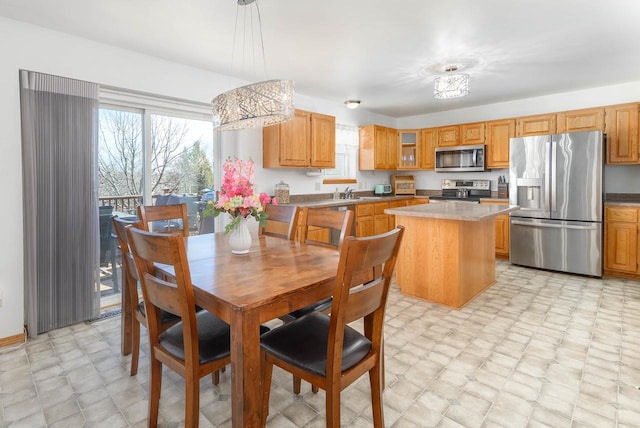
[228,216,252,255]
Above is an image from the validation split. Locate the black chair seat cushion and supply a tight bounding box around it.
[138,301,180,324]
[260,312,371,377]
[287,297,333,319]
[159,311,231,364]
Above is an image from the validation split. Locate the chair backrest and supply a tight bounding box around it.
[258,204,300,241]
[126,227,200,361]
[112,216,142,307]
[298,207,354,251]
[137,203,190,237]
[326,226,404,374]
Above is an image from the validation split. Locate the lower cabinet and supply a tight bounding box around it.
[604,206,639,277]
[355,203,375,237]
[480,200,510,258]
[356,198,429,237]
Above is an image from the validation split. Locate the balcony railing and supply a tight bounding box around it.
[99,195,161,215]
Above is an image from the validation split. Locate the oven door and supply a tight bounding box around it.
[435,144,485,172]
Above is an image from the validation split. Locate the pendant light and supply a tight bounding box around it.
[212,0,295,131]
[433,66,470,99]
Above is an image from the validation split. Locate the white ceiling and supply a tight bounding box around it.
[2,0,640,118]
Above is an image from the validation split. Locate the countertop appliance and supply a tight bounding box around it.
[374,184,393,196]
[435,144,485,172]
[391,175,416,195]
[428,179,491,204]
[509,130,603,277]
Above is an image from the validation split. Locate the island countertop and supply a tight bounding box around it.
[385,201,519,221]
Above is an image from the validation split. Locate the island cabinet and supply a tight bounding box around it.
[480,200,509,258]
[516,113,557,137]
[604,206,639,277]
[605,103,639,164]
[437,125,460,147]
[461,122,485,145]
[556,107,604,133]
[419,128,437,169]
[263,109,335,168]
[485,119,515,169]
[359,125,398,170]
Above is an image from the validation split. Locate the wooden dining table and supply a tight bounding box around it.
[156,232,339,427]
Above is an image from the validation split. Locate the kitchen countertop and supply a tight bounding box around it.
[385,201,518,221]
[604,193,640,206]
[285,195,509,209]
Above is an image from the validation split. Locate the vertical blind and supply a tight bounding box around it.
[20,70,100,336]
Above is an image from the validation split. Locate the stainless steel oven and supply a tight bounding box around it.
[435,144,485,172]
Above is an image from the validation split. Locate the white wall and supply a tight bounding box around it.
[2,15,640,340]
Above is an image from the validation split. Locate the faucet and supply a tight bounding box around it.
[343,187,353,199]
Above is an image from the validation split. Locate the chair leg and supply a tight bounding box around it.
[292,375,302,394]
[325,383,341,428]
[212,370,220,385]
[369,362,384,428]
[130,319,141,376]
[312,384,319,393]
[185,370,200,428]
[261,353,273,426]
[148,357,163,428]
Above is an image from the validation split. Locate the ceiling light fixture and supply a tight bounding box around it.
[433,66,470,99]
[212,0,294,131]
[344,100,361,109]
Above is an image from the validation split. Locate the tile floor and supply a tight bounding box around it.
[1,261,640,427]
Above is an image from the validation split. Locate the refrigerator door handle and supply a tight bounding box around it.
[550,139,557,212]
[544,140,551,211]
[511,220,600,231]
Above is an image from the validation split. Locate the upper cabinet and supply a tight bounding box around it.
[263,109,335,168]
[437,125,460,147]
[398,130,419,169]
[516,113,557,137]
[605,103,639,164]
[461,122,485,146]
[556,107,604,133]
[419,128,437,169]
[486,119,515,169]
[359,125,398,170]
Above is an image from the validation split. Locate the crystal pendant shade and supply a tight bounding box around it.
[433,73,470,99]
[212,79,295,131]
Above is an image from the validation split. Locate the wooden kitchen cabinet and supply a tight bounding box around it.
[355,203,374,237]
[556,107,604,133]
[408,198,429,205]
[263,109,335,168]
[398,130,419,169]
[374,202,390,235]
[437,125,460,147]
[419,128,437,169]
[480,200,510,258]
[359,125,398,170]
[387,200,407,228]
[486,119,515,169]
[604,206,639,276]
[516,113,557,137]
[605,103,639,164]
[461,122,486,145]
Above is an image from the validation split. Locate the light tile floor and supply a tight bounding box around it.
[2,261,640,427]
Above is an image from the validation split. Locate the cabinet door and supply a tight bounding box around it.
[605,103,639,164]
[356,216,374,237]
[494,214,510,257]
[557,107,604,133]
[605,221,638,273]
[310,113,336,168]
[419,128,437,169]
[386,127,398,169]
[278,110,311,167]
[437,125,460,147]
[358,125,375,170]
[373,126,389,169]
[374,215,389,234]
[387,200,406,228]
[486,119,515,169]
[398,130,418,169]
[461,122,486,145]
[516,114,557,137]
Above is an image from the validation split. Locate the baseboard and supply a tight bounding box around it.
[0,331,26,348]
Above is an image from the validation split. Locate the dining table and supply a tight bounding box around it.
[155,232,340,428]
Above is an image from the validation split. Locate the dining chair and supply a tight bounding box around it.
[258,204,300,241]
[126,226,232,428]
[260,226,405,428]
[111,216,180,377]
[137,203,190,237]
[282,207,355,394]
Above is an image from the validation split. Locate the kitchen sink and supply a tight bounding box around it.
[357,196,383,200]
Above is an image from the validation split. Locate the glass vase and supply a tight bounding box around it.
[228,216,252,255]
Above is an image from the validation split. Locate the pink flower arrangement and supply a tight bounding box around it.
[203,158,277,234]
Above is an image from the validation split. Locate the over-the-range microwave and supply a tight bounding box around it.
[435,144,485,172]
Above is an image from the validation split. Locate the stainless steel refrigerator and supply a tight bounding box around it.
[509,130,603,277]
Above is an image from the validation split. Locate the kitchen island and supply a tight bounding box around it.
[385,202,518,308]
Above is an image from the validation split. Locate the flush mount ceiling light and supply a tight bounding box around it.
[212,0,295,131]
[344,100,361,109]
[433,66,470,99]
